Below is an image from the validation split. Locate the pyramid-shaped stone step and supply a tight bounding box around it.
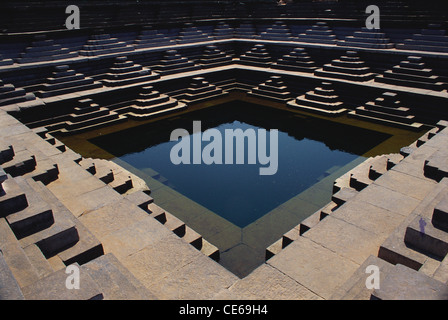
[199,45,233,68]
[287,81,347,116]
[2,148,36,177]
[296,22,337,44]
[16,35,78,64]
[349,91,424,130]
[0,54,14,66]
[181,77,229,104]
[5,176,54,239]
[404,215,448,260]
[0,250,25,299]
[0,79,36,106]
[432,193,448,232]
[25,177,103,265]
[0,175,28,217]
[248,75,291,103]
[60,99,127,135]
[338,28,394,49]
[375,56,445,91]
[153,50,200,75]
[21,262,103,300]
[79,32,134,57]
[234,22,258,39]
[177,23,212,44]
[213,21,234,39]
[314,51,376,82]
[238,44,272,67]
[273,47,317,73]
[102,56,160,87]
[127,86,187,120]
[37,65,103,98]
[371,264,448,300]
[134,26,175,49]
[424,148,448,182]
[396,24,448,53]
[260,21,293,41]
[82,253,155,300]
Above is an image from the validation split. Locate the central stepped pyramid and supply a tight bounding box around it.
[37,65,103,98]
[134,26,175,49]
[0,80,35,106]
[314,50,376,82]
[152,50,200,75]
[287,81,347,115]
[15,35,78,64]
[234,22,258,39]
[176,23,212,44]
[199,45,233,68]
[238,44,272,67]
[247,75,291,103]
[349,92,424,130]
[260,21,293,41]
[79,31,134,57]
[213,22,234,40]
[296,22,337,44]
[181,77,229,104]
[375,56,446,91]
[58,98,126,135]
[397,24,448,53]
[273,47,317,73]
[126,86,187,120]
[338,28,394,49]
[101,56,160,87]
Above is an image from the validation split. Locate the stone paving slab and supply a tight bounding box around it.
[267,236,359,299]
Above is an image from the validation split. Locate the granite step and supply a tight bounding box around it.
[22,244,54,279]
[0,250,25,300]
[2,149,37,177]
[109,170,133,194]
[432,194,448,232]
[0,175,28,217]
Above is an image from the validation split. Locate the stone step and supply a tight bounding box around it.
[371,264,448,300]
[6,176,54,239]
[332,187,358,206]
[0,218,41,288]
[0,175,28,217]
[432,194,448,231]
[404,215,448,260]
[21,263,103,300]
[82,253,155,300]
[124,190,154,211]
[369,155,389,180]
[23,244,53,279]
[349,158,375,191]
[24,158,59,185]
[200,239,220,262]
[433,254,448,284]
[0,250,25,300]
[2,149,36,177]
[109,171,133,194]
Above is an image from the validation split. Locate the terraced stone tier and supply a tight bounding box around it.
[213,22,234,40]
[37,65,103,98]
[176,23,211,44]
[127,86,187,120]
[0,54,14,66]
[181,77,229,104]
[238,44,272,67]
[397,24,448,53]
[296,22,337,44]
[314,50,376,82]
[79,32,134,57]
[349,91,424,130]
[248,75,291,103]
[273,47,317,73]
[234,23,258,39]
[287,81,347,115]
[375,56,446,91]
[260,21,293,41]
[15,35,78,64]
[338,28,394,49]
[199,45,233,68]
[59,98,126,135]
[102,56,160,87]
[0,80,35,106]
[152,50,200,76]
[134,26,175,49]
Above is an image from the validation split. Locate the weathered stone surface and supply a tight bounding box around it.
[0,251,24,300]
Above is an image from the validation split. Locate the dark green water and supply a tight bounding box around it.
[91,102,391,228]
